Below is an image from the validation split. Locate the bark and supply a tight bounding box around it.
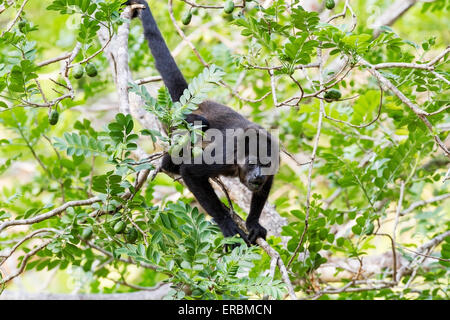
[371,0,423,37]
[0,284,170,300]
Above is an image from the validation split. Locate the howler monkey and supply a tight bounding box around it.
[125,0,279,245]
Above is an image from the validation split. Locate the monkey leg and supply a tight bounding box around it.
[180,165,249,245]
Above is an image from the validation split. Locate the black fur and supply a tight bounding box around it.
[125,0,187,100]
[126,0,276,245]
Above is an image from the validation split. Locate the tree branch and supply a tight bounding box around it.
[400,193,450,216]
[0,197,100,233]
[0,284,170,300]
[371,0,424,37]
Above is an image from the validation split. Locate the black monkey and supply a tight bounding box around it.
[125,0,278,245]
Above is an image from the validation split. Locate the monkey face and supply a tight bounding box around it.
[239,156,270,192]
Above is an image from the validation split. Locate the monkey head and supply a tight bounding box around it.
[237,128,279,192]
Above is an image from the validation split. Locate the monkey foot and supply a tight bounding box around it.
[216,217,250,247]
[246,222,267,245]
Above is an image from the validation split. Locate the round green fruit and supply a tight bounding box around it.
[224,0,235,14]
[325,0,335,10]
[18,21,27,33]
[85,63,98,77]
[182,11,192,25]
[364,222,375,235]
[108,214,122,228]
[48,110,59,125]
[324,89,342,102]
[125,227,138,243]
[113,221,126,234]
[72,65,84,79]
[81,227,93,240]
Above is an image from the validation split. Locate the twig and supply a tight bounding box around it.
[427,105,450,117]
[282,149,312,167]
[323,84,383,129]
[37,53,72,68]
[403,247,432,291]
[181,0,245,9]
[81,238,158,271]
[1,0,29,37]
[168,0,273,103]
[287,46,325,268]
[393,181,405,247]
[397,230,450,281]
[135,76,163,85]
[400,246,450,263]
[311,281,395,298]
[361,58,450,157]
[326,0,350,24]
[326,0,356,32]
[268,69,278,106]
[373,47,449,71]
[323,188,343,210]
[168,0,208,67]
[245,61,320,71]
[277,61,353,107]
[0,238,54,284]
[400,193,450,216]
[0,228,60,262]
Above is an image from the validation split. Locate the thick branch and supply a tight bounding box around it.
[0,284,170,300]
[0,197,100,233]
[400,193,450,216]
[371,0,424,37]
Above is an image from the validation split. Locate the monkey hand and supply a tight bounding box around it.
[246,221,267,245]
[216,216,250,246]
[123,0,148,18]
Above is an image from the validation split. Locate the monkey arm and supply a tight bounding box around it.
[246,175,273,244]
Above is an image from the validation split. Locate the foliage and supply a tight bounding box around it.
[129,64,225,149]
[116,202,286,299]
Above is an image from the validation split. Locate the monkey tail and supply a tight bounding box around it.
[133,1,188,102]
